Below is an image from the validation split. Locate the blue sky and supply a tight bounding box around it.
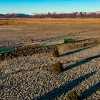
[0,0,100,14]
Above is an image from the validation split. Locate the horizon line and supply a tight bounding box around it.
[0,11,100,15]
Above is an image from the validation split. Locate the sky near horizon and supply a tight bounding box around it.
[0,0,100,14]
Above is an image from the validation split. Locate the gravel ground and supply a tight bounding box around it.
[0,44,100,100]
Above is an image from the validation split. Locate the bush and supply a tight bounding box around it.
[64,38,75,44]
[0,47,15,54]
[51,62,63,74]
[52,46,59,57]
[0,48,15,61]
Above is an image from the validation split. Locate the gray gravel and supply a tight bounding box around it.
[0,44,100,100]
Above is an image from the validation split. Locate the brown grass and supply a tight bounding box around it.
[0,18,100,47]
[1,18,100,25]
[66,91,80,100]
[52,46,59,57]
[51,62,63,74]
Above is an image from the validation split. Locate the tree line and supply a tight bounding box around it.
[0,12,100,18]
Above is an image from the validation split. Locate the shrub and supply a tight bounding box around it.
[52,46,59,57]
[0,48,15,61]
[51,62,63,74]
[64,38,75,44]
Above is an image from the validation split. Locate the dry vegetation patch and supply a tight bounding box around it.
[51,62,63,74]
[1,18,100,25]
[66,91,80,100]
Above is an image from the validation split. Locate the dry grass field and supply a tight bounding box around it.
[0,18,100,43]
[0,18,100,100]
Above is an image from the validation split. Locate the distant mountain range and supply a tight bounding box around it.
[0,13,32,18]
[0,12,100,18]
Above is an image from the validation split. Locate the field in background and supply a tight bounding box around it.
[1,18,100,25]
[0,18,100,46]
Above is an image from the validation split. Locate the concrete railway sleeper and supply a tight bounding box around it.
[0,38,99,61]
